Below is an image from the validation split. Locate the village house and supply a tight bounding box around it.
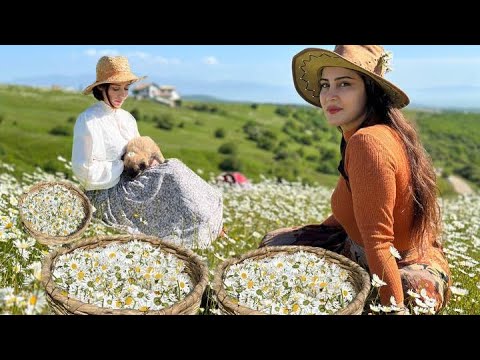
[132,82,182,107]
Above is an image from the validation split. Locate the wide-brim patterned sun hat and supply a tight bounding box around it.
[292,45,410,109]
[83,55,147,95]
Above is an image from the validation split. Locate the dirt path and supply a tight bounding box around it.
[448,175,474,195]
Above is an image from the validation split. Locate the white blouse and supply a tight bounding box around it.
[71,101,140,191]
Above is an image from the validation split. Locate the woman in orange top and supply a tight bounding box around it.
[260,45,451,314]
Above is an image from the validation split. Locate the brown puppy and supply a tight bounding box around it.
[123,136,165,177]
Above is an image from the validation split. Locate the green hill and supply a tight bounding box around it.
[0,84,477,194]
[0,84,341,187]
[407,110,480,188]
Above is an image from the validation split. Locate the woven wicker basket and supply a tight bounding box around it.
[212,245,371,315]
[18,181,92,246]
[41,234,209,315]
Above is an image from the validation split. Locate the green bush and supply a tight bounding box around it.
[256,136,276,151]
[219,156,243,171]
[155,114,175,130]
[218,142,237,155]
[306,154,319,162]
[316,160,339,175]
[251,103,258,110]
[49,126,71,136]
[243,120,261,141]
[275,106,290,117]
[130,108,141,121]
[214,128,226,138]
[42,159,63,174]
[67,116,76,123]
[274,149,289,161]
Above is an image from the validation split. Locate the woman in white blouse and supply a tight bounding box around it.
[72,56,223,249]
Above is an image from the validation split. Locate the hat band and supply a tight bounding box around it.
[97,71,138,82]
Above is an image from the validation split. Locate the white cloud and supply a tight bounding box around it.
[126,52,179,65]
[129,51,150,60]
[203,56,219,65]
[84,48,119,57]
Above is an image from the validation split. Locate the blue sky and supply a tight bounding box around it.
[2,45,480,109]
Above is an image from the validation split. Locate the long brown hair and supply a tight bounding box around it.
[339,73,441,257]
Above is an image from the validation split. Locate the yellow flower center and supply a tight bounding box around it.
[125,297,133,305]
[240,272,247,279]
[29,295,37,306]
[154,273,163,280]
[77,271,85,280]
[179,281,185,289]
[320,282,328,288]
[247,280,254,289]
[292,304,300,312]
[71,263,77,270]
[139,306,149,312]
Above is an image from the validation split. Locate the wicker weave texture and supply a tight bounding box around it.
[212,245,371,315]
[18,181,92,246]
[41,234,209,315]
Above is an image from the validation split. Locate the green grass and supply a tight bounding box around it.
[1,84,477,193]
[0,84,339,187]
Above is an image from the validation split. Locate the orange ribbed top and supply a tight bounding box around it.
[329,124,415,305]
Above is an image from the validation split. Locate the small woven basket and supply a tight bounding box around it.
[41,234,209,315]
[18,181,92,246]
[212,245,371,315]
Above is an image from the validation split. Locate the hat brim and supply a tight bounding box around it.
[292,48,409,109]
[83,74,147,95]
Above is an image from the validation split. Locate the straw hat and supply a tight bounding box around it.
[83,56,146,95]
[292,45,409,109]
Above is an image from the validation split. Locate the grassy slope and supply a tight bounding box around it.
[0,85,338,187]
[406,109,480,189]
[2,84,478,195]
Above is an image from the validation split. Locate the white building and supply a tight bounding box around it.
[132,83,181,107]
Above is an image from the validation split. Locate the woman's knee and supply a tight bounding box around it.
[400,265,450,313]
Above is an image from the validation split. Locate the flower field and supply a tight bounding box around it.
[0,160,478,315]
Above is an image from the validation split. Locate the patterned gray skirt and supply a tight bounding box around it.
[85,158,223,249]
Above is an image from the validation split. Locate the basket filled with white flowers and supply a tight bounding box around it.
[212,245,371,315]
[18,181,92,246]
[41,234,209,315]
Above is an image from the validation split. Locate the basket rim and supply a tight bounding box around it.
[211,245,371,315]
[18,181,92,246]
[41,234,209,315]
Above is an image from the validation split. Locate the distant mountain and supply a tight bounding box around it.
[10,74,298,105]
[182,94,227,103]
